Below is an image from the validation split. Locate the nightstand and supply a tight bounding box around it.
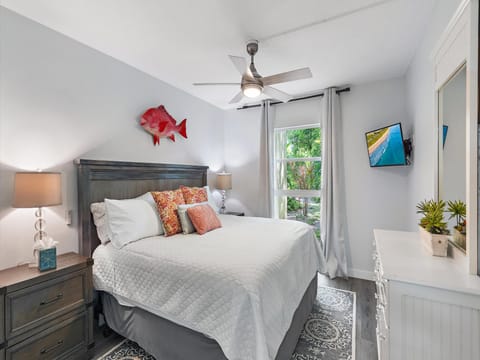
[0,252,94,360]
[225,211,245,216]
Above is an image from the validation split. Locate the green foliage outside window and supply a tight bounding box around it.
[280,127,321,239]
[285,128,321,213]
[285,127,321,158]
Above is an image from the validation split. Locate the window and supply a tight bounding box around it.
[274,125,321,239]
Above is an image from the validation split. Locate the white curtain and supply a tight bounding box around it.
[259,100,274,218]
[320,88,348,278]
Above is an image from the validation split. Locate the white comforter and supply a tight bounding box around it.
[93,215,326,360]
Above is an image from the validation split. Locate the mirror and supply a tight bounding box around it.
[438,64,467,251]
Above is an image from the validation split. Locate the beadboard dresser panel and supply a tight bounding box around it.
[374,229,480,360]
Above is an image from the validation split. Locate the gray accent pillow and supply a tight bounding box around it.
[178,202,208,234]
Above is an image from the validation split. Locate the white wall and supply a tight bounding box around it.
[405,0,464,229]
[342,78,410,278]
[0,8,225,270]
[223,106,264,216]
[224,77,410,278]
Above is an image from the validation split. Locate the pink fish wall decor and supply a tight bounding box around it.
[140,105,187,145]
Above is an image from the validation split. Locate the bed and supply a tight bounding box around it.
[76,159,325,360]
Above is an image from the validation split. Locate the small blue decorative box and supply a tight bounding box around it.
[38,247,57,272]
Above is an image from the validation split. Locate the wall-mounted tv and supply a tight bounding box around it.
[365,122,407,167]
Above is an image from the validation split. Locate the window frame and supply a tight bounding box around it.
[273,123,322,219]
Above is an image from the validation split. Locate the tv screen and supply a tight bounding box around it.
[365,122,407,167]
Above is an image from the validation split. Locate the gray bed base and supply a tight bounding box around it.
[102,274,317,360]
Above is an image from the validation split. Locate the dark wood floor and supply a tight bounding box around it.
[87,319,123,359]
[88,274,377,359]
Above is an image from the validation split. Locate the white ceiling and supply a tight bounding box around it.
[2,0,435,109]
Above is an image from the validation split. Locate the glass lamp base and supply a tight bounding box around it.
[220,190,226,214]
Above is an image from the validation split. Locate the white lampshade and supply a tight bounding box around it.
[13,172,62,208]
[216,173,232,190]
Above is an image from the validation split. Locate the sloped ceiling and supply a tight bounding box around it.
[1,0,435,109]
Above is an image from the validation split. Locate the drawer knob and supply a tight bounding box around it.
[39,293,63,306]
[40,340,64,354]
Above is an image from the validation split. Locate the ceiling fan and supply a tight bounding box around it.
[193,40,312,104]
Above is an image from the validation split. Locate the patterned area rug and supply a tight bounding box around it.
[96,285,355,360]
[291,286,355,360]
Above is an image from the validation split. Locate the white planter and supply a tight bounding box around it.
[418,226,448,257]
[452,228,466,249]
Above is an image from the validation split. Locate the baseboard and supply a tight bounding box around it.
[348,268,375,281]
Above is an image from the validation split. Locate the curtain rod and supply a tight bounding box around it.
[236,87,350,110]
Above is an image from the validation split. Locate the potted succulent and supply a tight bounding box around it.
[416,199,449,256]
[447,200,466,249]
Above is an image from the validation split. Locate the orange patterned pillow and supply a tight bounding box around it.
[180,185,208,204]
[187,204,222,235]
[151,189,185,236]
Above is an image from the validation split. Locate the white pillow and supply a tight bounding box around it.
[178,202,208,234]
[136,192,163,225]
[90,202,109,244]
[105,196,164,248]
[204,186,219,213]
[90,192,164,245]
[137,192,165,235]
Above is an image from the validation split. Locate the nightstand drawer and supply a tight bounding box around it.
[6,270,89,339]
[6,312,87,360]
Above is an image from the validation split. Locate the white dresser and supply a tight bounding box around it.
[374,229,480,360]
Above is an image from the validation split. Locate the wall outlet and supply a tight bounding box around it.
[65,210,73,225]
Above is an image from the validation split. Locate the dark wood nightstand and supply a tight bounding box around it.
[0,252,94,360]
[225,211,245,216]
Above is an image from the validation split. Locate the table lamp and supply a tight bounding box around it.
[216,172,232,214]
[13,172,62,245]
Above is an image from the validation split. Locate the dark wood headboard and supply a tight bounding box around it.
[76,159,208,257]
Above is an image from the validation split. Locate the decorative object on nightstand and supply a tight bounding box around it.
[216,172,232,214]
[225,211,245,216]
[13,172,62,267]
[0,253,94,359]
[38,247,57,271]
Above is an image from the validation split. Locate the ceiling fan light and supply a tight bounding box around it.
[242,83,262,98]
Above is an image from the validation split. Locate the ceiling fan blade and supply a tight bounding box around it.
[263,86,292,103]
[193,82,240,86]
[262,67,312,86]
[229,91,244,104]
[228,55,247,75]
